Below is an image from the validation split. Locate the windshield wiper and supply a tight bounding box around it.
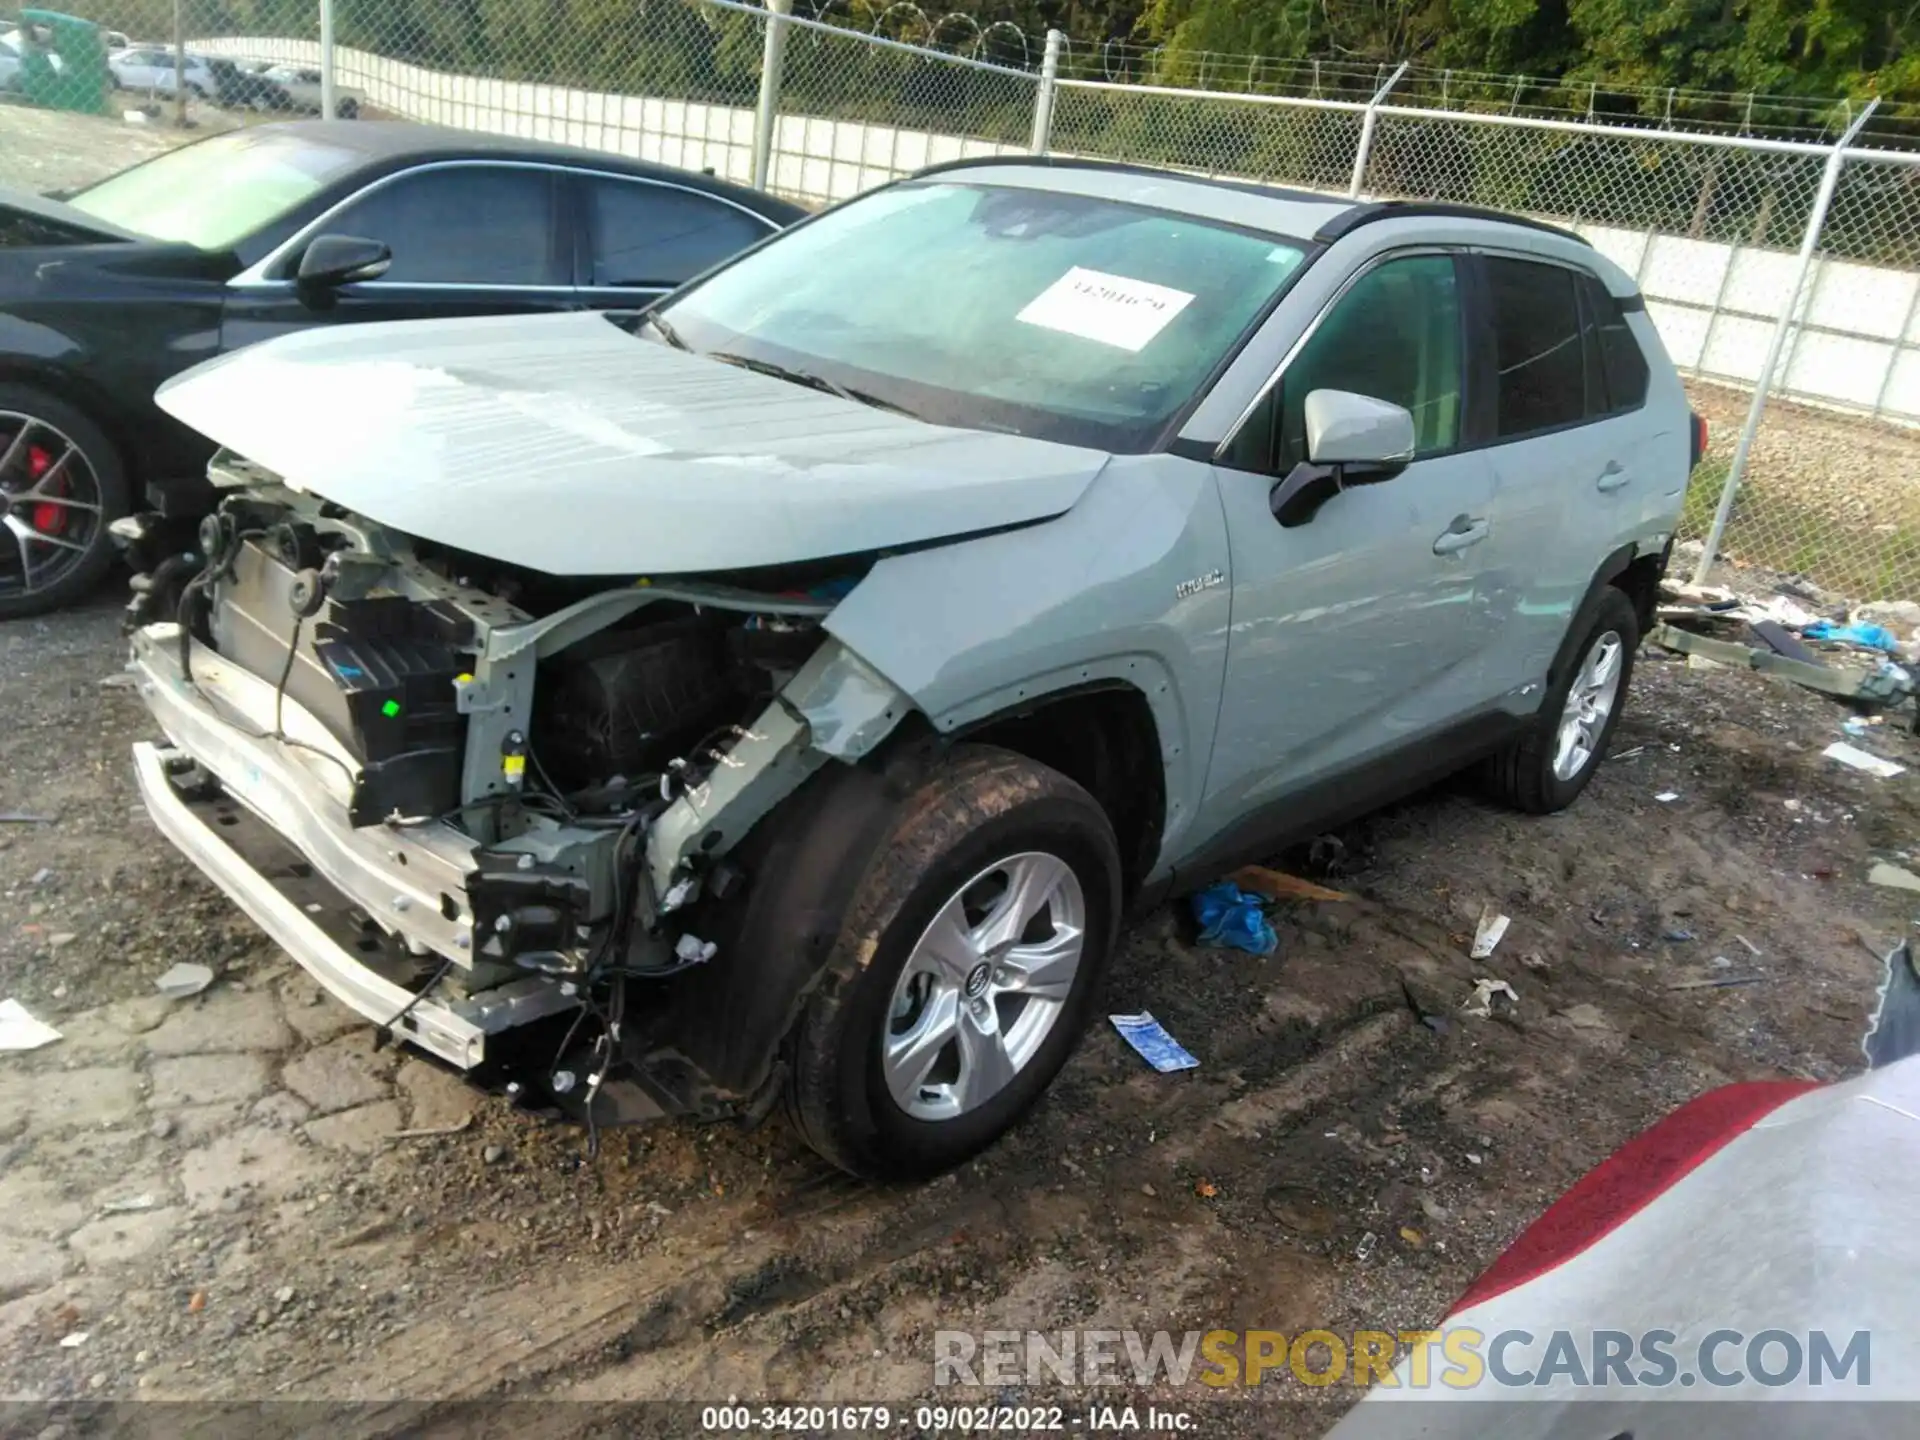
[640,310,689,350]
[708,351,913,417]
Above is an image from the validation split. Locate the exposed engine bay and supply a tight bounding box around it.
[125,453,910,1127]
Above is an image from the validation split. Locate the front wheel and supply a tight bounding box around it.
[0,384,129,620]
[1482,586,1639,813]
[785,746,1121,1180]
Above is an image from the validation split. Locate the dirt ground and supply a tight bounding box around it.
[0,587,1909,1435]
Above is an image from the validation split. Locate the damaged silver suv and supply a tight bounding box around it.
[124,158,1696,1178]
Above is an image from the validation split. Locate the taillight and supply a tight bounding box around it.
[1690,411,1708,470]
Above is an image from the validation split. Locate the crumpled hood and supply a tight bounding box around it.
[155,310,1111,576]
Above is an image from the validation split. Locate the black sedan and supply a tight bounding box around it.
[0,121,804,619]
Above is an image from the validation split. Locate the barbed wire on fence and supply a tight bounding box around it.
[779,7,1920,148]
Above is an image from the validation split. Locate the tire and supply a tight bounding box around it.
[337,97,358,119]
[0,383,130,621]
[1482,586,1639,814]
[785,745,1122,1180]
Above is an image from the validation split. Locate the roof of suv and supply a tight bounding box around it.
[913,155,1586,250]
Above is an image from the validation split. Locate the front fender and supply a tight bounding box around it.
[824,453,1231,875]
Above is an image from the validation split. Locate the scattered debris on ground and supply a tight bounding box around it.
[1110,1011,1201,1072]
[2,594,1913,1434]
[0,997,61,1051]
[153,962,214,1000]
[1190,883,1280,956]
[1461,978,1520,1018]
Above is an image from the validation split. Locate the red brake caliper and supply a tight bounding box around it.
[26,445,66,537]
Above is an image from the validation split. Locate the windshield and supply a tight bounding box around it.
[657,181,1308,452]
[66,129,362,252]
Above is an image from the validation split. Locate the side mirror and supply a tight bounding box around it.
[1270,389,1418,528]
[1305,388,1416,468]
[295,234,390,305]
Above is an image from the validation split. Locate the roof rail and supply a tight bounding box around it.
[1314,200,1589,246]
[908,154,1350,211]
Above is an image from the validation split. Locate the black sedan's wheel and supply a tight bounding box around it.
[0,385,129,620]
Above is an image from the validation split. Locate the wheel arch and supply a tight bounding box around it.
[1548,540,1662,692]
[948,680,1165,900]
[635,672,1165,1109]
[0,359,145,488]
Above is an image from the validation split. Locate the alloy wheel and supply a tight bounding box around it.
[0,411,104,605]
[881,851,1086,1122]
[1553,629,1625,781]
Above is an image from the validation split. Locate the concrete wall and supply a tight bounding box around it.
[1582,221,1920,421]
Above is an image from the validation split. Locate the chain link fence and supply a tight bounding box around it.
[1048,82,1363,194]
[8,0,1920,596]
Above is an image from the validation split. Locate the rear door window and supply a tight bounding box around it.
[583,177,772,289]
[1483,257,1587,439]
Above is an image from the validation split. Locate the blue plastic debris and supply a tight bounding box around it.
[1803,620,1900,652]
[1190,882,1279,956]
[1110,1011,1200,1072]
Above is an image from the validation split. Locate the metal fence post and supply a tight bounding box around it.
[1348,60,1409,199]
[751,0,794,192]
[171,0,186,128]
[319,0,336,121]
[1030,28,1063,154]
[1691,99,1879,586]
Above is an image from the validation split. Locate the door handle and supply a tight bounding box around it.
[1596,462,1631,493]
[1433,516,1490,555]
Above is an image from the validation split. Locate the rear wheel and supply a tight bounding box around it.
[1482,587,1638,813]
[785,746,1121,1180]
[0,385,129,621]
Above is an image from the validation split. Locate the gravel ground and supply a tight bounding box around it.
[1684,382,1920,602]
[0,592,1912,1434]
[0,102,227,193]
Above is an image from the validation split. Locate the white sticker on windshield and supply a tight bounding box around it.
[1015,267,1196,352]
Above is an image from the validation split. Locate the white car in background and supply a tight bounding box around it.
[257,63,362,118]
[0,32,67,91]
[110,46,215,97]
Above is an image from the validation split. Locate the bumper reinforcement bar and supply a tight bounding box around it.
[134,741,572,1068]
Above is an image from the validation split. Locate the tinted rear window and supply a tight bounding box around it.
[1585,274,1650,412]
[586,178,770,288]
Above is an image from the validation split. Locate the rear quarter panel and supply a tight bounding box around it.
[1629,308,1693,537]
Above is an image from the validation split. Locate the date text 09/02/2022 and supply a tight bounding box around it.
[700,1404,1199,1431]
